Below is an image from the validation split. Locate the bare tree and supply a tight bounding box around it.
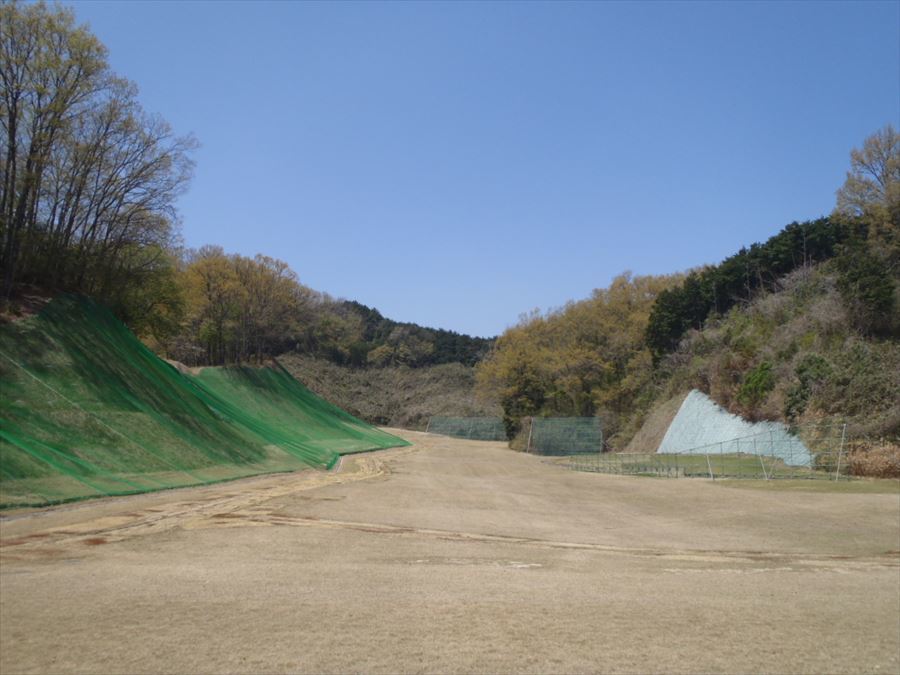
[0,1,195,307]
[835,125,900,253]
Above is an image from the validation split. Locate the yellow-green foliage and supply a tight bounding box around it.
[478,263,899,449]
[177,246,320,365]
[476,272,683,440]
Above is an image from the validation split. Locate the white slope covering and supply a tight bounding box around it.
[656,390,811,466]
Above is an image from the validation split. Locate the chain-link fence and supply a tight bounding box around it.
[426,417,507,441]
[527,417,603,455]
[567,423,849,480]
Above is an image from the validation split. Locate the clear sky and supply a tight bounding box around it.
[68,0,898,337]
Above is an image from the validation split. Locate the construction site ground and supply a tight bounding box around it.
[2,430,898,674]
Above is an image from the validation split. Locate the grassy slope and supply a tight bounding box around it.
[278,354,499,430]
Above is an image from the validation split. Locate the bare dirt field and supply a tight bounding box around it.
[1,430,899,674]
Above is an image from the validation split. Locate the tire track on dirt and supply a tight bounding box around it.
[184,508,900,570]
[0,447,419,558]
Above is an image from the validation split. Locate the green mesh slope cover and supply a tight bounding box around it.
[529,417,603,455]
[0,296,408,508]
[188,365,408,457]
[427,417,506,441]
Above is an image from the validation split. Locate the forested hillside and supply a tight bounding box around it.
[155,245,492,368]
[480,258,898,452]
[476,126,899,456]
[650,264,899,438]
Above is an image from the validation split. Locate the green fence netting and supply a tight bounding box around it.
[528,417,603,455]
[0,295,409,509]
[427,417,507,441]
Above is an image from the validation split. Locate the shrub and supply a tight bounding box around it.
[835,242,897,336]
[737,361,775,408]
[784,354,833,420]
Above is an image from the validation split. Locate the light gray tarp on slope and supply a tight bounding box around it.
[656,390,812,467]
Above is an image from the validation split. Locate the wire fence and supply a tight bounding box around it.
[527,417,604,455]
[566,423,850,481]
[426,417,507,441]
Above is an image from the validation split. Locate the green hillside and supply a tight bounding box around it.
[0,296,408,508]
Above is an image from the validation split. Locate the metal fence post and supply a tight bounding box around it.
[834,423,847,481]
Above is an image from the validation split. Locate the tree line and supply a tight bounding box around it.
[644,217,848,359]
[1,1,195,337]
[1,3,491,370]
[338,301,491,368]
[162,246,493,367]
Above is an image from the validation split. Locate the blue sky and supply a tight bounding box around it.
[69,1,898,337]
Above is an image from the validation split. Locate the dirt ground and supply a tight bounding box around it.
[1,430,899,674]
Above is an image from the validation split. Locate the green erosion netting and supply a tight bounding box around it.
[188,365,406,457]
[427,416,506,441]
[0,296,409,509]
[529,417,603,455]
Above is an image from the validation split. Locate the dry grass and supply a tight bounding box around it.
[848,440,900,478]
[0,286,53,323]
[278,354,498,428]
[1,431,898,674]
[621,391,687,452]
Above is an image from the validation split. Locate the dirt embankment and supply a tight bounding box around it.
[623,391,688,453]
